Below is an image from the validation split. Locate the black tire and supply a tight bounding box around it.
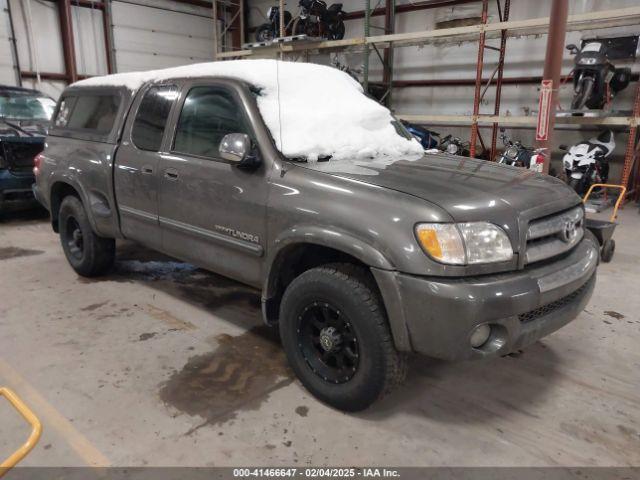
[279,263,406,411]
[58,195,115,277]
[601,239,615,263]
[568,177,585,195]
[255,24,274,42]
[329,21,345,40]
[572,76,595,110]
[292,17,305,36]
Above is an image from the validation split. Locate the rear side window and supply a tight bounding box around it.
[173,87,249,159]
[54,94,120,133]
[131,85,178,151]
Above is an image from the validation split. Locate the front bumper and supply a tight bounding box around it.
[372,237,598,360]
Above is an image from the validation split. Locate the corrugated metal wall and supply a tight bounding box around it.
[111,0,213,72]
[0,0,18,86]
[2,0,214,98]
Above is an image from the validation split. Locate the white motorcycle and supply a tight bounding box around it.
[561,130,614,195]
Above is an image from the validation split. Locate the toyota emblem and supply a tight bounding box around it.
[560,220,577,243]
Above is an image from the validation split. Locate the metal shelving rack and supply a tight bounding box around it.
[213,3,640,198]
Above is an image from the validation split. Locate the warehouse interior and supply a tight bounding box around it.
[1,0,639,476]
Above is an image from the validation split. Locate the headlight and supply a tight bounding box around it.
[506,146,519,158]
[446,144,459,154]
[578,57,597,65]
[415,222,513,265]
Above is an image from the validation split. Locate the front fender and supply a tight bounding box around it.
[264,224,395,295]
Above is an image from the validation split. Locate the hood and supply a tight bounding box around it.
[303,153,581,224]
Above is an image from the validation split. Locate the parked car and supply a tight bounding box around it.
[34,61,598,412]
[0,85,55,215]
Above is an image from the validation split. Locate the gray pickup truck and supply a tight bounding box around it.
[34,61,598,411]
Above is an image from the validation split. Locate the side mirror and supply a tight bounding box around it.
[219,133,260,168]
[566,44,579,54]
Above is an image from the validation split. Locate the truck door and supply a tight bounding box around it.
[157,81,270,288]
[114,84,179,250]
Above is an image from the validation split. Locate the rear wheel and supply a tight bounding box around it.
[279,264,406,411]
[59,195,115,277]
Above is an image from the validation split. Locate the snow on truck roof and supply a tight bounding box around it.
[72,60,423,163]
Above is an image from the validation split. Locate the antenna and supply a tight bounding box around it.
[276,59,284,152]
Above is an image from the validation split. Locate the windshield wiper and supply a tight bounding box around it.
[0,117,34,136]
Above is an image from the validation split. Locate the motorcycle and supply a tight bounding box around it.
[562,130,614,195]
[497,130,546,172]
[567,41,632,110]
[255,5,294,42]
[292,0,345,41]
[439,134,470,157]
[401,121,439,150]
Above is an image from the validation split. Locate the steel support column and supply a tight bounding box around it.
[382,0,395,107]
[58,0,78,83]
[102,0,115,73]
[621,82,640,192]
[469,0,489,158]
[363,0,371,94]
[535,0,569,174]
[489,0,510,161]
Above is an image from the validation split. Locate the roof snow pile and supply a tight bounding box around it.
[73,60,423,162]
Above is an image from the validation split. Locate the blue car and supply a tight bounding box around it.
[0,85,55,214]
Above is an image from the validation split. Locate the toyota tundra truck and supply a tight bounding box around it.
[33,60,598,411]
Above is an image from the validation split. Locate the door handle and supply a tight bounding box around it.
[141,165,154,175]
[164,168,179,180]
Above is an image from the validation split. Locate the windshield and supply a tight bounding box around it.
[0,92,56,121]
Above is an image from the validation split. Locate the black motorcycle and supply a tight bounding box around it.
[292,0,345,41]
[439,134,470,157]
[496,130,546,172]
[567,41,631,110]
[255,5,294,42]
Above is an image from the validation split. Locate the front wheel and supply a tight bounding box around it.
[572,76,595,110]
[329,21,345,40]
[59,195,115,277]
[568,177,586,195]
[279,264,406,411]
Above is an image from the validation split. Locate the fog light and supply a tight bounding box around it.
[470,324,491,348]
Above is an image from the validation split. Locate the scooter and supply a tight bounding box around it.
[255,5,294,42]
[497,130,546,172]
[562,130,614,195]
[566,41,632,110]
[292,0,345,40]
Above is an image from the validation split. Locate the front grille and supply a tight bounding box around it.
[525,206,584,264]
[518,281,589,324]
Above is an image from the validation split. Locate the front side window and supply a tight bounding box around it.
[55,94,120,133]
[131,85,178,151]
[173,87,248,159]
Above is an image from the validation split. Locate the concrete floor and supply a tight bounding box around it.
[0,206,639,468]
